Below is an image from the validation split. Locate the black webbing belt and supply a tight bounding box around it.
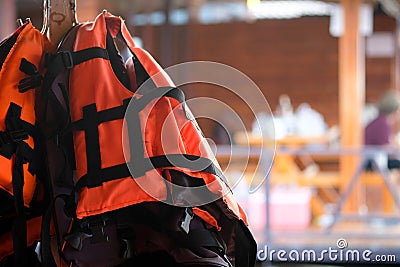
[42,47,109,98]
[18,58,43,93]
[75,154,226,190]
[0,103,36,267]
[72,86,227,190]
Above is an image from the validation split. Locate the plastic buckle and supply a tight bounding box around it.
[89,220,109,244]
[180,208,194,234]
[8,129,28,142]
[61,51,74,69]
[64,231,93,251]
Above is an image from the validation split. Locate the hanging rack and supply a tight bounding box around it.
[42,0,78,44]
[17,0,77,44]
[41,0,50,34]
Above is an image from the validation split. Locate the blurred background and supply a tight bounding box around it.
[3,0,400,265]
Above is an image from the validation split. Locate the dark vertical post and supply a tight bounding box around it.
[161,0,173,66]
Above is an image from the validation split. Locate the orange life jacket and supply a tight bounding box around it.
[41,11,256,267]
[0,22,50,264]
[71,12,247,224]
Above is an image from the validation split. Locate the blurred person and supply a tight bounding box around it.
[275,94,296,135]
[365,90,400,169]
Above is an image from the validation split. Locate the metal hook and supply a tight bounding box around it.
[16,18,24,27]
[41,0,50,34]
[16,17,35,28]
[71,0,79,25]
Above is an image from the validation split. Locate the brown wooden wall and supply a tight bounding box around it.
[134,14,396,139]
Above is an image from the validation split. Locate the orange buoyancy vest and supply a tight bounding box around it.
[41,11,256,267]
[57,12,248,224]
[0,22,50,262]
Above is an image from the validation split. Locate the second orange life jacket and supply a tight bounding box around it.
[0,21,51,266]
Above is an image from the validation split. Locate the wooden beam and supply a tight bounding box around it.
[339,0,365,211]
[160,0,173,66]
[142,1,157,54]
[47,0,78,45]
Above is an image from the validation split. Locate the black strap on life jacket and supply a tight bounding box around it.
[18,58,43,92]
[71,86,227,190]
[75,154,226,190]
[0,103,36,267]
[40,193,72,267]
[42,47,109,98]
